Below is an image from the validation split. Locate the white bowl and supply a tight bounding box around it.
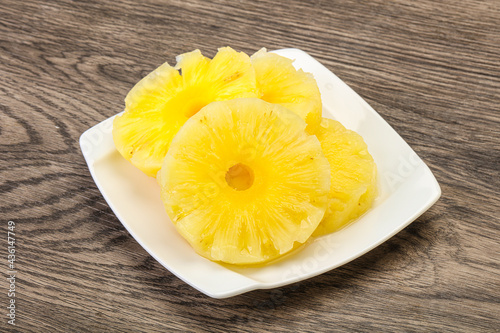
[79,48,441,298]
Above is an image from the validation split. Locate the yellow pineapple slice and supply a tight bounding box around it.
[158,98,331,265]
[251,48,322,133]
[313,118,378,236]
[112,47,258,177]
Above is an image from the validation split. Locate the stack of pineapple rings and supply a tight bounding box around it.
[113,47,377,265]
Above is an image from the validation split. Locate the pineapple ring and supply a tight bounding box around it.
[158,98,331,265]
[251,48,322,133]
[112,47,258,177]
[313,118,378,236]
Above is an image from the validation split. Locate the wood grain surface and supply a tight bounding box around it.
[1,0,499,331]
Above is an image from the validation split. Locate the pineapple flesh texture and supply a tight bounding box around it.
[313,118,378,236]
[251,48,322,133]
[158,98,331,265]
[112,47,258,177]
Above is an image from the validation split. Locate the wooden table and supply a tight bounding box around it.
[1,0,499,331]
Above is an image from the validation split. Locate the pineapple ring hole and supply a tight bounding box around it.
[225,163,254,191]
[185,101,208,118]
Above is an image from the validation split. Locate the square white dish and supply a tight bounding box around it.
[79,48,441,298]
